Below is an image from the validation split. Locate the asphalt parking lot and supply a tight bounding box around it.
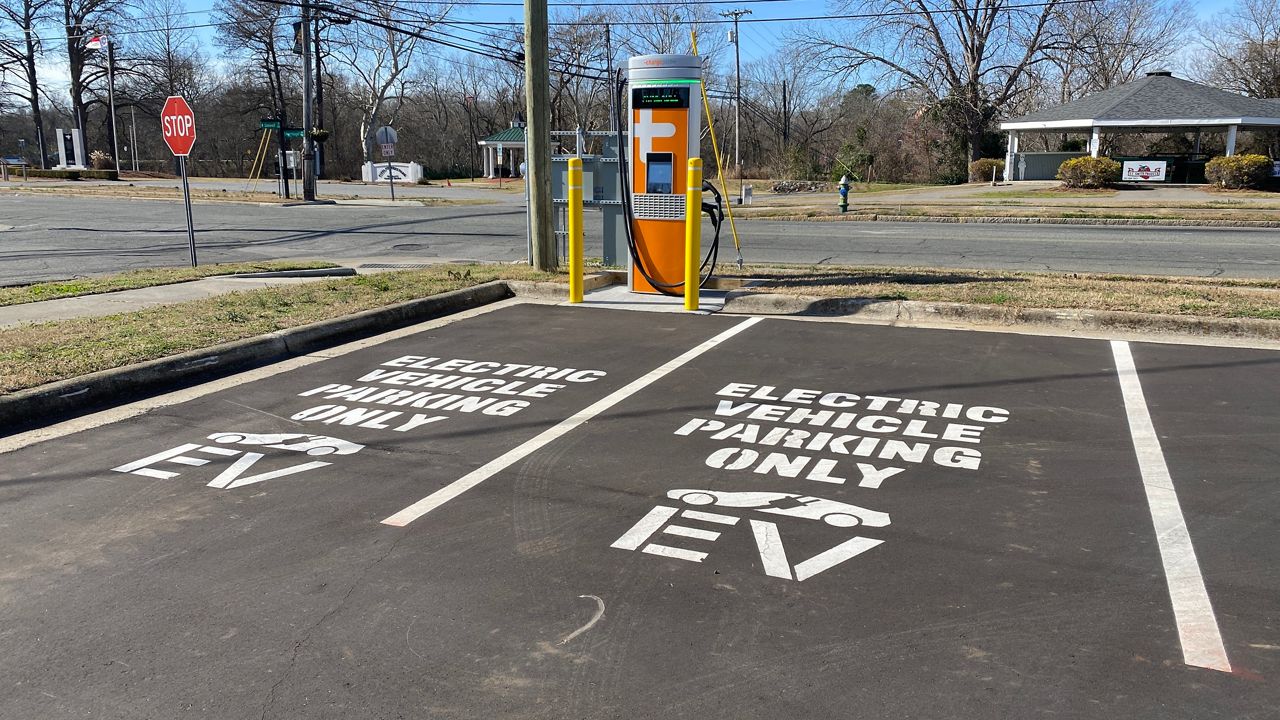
[1,303,1276,718]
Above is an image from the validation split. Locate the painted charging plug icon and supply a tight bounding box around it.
[666,489,890,528]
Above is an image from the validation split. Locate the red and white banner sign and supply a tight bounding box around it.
[1122,160,1167,182]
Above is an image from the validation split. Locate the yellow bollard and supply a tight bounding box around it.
[684,158,702,311]
[567,157,584,303]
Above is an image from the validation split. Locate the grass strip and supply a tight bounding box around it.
[739,265,1280,320]
[0,261,341,306]
[739,205,1280,221]
[0,264,560,393]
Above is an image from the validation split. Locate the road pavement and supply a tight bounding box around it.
[0,303,1275,718]
[2,192,1279,284]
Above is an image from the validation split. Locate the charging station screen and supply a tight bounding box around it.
[633,87,690,109]
[645,153,674,194]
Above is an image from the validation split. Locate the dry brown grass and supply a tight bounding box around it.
[9,183,305,203]
[736,205,1280,221]
[740,265,1280,320]
[0,264,561,393]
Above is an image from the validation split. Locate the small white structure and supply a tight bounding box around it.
[477,122,526,178]
[362,161,423,183]
[54,128,87,169]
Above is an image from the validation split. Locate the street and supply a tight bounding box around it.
[2,193,1279,283]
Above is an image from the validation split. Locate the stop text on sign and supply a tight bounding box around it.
[163,114,193,138]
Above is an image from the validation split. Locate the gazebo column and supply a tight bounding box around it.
[1090,127,1101,158]
[1225,125,1238,156]
[482,146,490,177]
[1004,131,1017,182]
[1194,129,1202,155]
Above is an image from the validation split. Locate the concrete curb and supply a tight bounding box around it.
[722,291,1280,340]
[5,275,1274,433]
[227,267,356,279]
[0,281,513,433]
[745,213,1280,228]
[505,272,616,300]
[279,199,339,207]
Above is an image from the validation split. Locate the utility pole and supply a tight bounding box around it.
[105,36,120,174]
[313,11,325,180]
[721,8,750,182]
[300,2,317,201]
[781,79,789,146]
[605,23,614,130]
[130,105,138,172]
[525,0,555,270]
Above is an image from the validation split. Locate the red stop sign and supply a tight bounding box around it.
[161,95,196,156]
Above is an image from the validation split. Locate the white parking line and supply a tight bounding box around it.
[381,317,764,527]
[1111,340,1232,673]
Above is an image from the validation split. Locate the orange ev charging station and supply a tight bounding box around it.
[624,54,706,295]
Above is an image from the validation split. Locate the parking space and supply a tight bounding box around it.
[0,303,1274,718]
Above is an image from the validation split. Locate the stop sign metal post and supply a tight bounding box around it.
[161,95,198,266]
[375,125,397,201]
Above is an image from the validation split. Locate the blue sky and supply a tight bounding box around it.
[88,1,1248,67]
[17,0,1245,93]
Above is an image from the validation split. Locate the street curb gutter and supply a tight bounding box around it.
[228,267,356,279]
[722,291,1280,341]
[0,281,513,434]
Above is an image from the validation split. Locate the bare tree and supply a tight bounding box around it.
[60,0,124,143]
[1050,0,1190,102]
[548,8,612,130]
[743,47,840,174]
[123,0,203,105]
[798,0,1067,162]
[617,2,727,59]
[0,0,53,165]
[1195,0,1280,98]
[328,0,428,163]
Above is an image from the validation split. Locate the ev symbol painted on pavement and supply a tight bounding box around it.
[611,488,888,582]
[111,432,365,489]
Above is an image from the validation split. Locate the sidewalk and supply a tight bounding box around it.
[0,266,727,329]
[0,275,336,328]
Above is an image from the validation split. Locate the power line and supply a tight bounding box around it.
[256,0,608,81]
[458,0,1104,26]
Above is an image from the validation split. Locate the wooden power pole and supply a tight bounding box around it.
[722,8,751,180]
[525,0,556,270]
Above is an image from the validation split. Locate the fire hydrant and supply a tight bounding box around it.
[838,175,850,214]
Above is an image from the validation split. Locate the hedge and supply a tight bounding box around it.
[968,158,1005,183]
[1205,154,1272,189]
[1057,156,1120,188]
[21,168,119,181]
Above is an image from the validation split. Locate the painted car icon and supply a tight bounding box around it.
[206,432,365,456]
[666,489,890,528]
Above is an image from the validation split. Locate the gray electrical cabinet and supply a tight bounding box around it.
[551,130,626,266]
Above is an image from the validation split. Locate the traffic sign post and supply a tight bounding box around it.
[161,96,198,267]
[375,125,398,201]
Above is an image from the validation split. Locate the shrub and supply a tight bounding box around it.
[968,158,1005,183]
[89,149,113,170]
[1057,156,1121,188]
[24,168,119,180]
[1205,154,1272,189]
